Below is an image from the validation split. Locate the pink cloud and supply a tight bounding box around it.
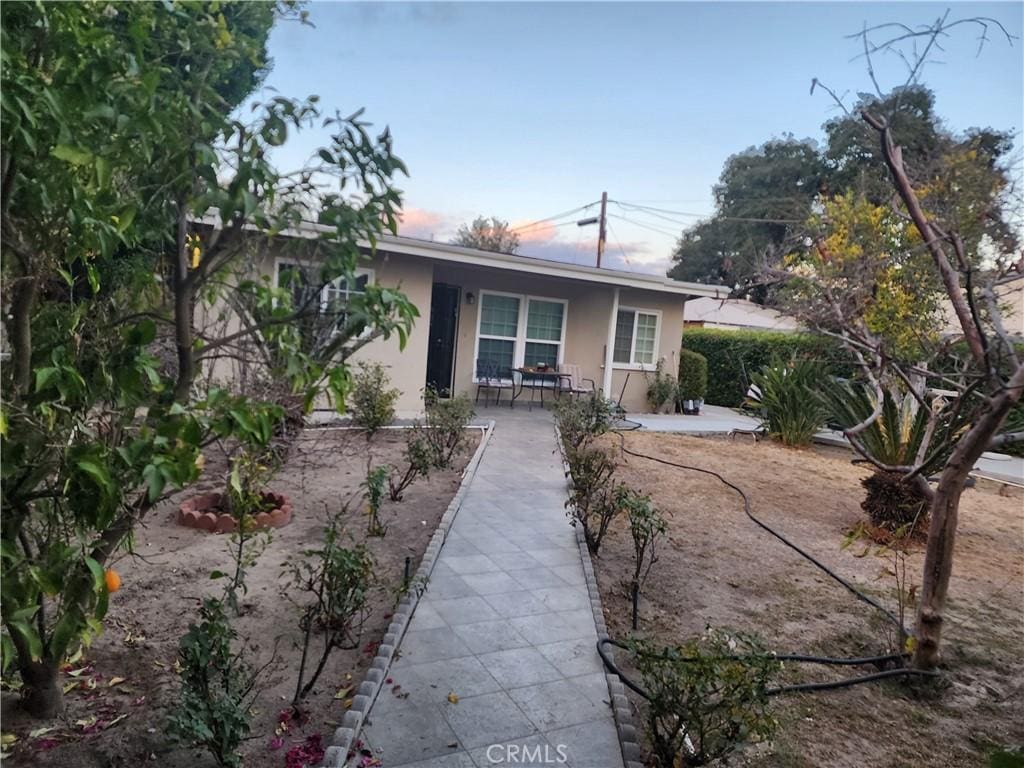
[511,219,559,245]
[397,206,447,238]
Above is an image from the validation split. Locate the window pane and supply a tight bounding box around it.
[613,309,634,363]
[524,341,559,368]
[526,300,564,342]
[480,294,520,337]
[635,313,658,364]
[477,338,515,377]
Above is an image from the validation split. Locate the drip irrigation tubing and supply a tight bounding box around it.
[596,639,939,699]
[593,428,942,697]
[612,430,906,630]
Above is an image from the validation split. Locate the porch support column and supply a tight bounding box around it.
[602,286,620,398]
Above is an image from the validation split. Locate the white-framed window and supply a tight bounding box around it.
[274,259,374,333]
[474,291,567,379]
[612,307,660,368]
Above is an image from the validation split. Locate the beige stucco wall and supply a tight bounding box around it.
[433,263,685,414]
[199,239,688,416]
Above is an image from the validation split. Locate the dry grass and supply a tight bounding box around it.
[592,431,1024,768]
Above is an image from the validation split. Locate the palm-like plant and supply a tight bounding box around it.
[746,358,825,446]
[819,380,970,530]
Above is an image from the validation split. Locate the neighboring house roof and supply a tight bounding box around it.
[233,217,730,299]
[683,297,800,331]
[940,274,1023,338]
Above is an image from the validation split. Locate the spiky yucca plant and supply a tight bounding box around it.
[746,358,825,447]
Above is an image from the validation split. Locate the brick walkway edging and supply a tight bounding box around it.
[553,423,645,768]
[321,420,497,768]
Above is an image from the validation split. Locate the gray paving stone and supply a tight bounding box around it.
[389,751,477,768]
[550,564,586,586]
[362,702,461,765]
[545,721,624,768]
[507,679,609,731]
[430,595,501,626]
[398,626,474,664]
[460,570,524,596]
[452,618,533,654]
[466,734,558,768]
[508,567,571,591]
[475,646,564,689]
[375,656,502,712]
[425,573,479,600]
[443,554,504,575]
[481,590,551,618]
[442,691,539,749]
[535,638,605,677]
[533,586,589,612]
[509,610,596,645]
[410,601,448,630]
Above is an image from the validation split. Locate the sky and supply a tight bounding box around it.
[252,1,1024,275]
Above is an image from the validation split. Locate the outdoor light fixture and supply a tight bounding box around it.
[466,292,475,305]
[577,216,599,227]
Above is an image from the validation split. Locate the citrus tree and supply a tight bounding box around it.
[1,0,415,717]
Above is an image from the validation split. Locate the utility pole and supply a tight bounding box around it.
[596,191,607,268]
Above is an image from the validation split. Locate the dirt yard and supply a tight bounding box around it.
[592,431,1023,768]
[1,427,481,768]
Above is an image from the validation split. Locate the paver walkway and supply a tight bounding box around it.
[363,409,623,768]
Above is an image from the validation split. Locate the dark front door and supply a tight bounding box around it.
[425,283,460,396]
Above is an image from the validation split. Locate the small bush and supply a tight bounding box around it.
[363,463,389,536]
[628,629,780,768]
[747,358,825,446]
[564,446,620,554]
[422,386,475,469]
[623,488,667,596]
[348,362,399,437]
[388,429,435,501]
[554,393,616,450]
[677,349,708,405]
[682,328,853,407]
[285,515,374,707]
[646,361,677,413]
[169,598,260,768]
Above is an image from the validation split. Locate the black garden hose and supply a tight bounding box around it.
[597,430,942,698]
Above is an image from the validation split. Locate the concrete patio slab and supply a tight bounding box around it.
[362,408,622,768]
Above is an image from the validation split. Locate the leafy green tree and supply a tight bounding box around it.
[452,216,521,253]
[1,1,415,718]
[668,138,825,291]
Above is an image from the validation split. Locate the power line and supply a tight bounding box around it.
[509,201,601,233]
[606,219,633,270]
[608,213,681,239]
[613,199,806,225]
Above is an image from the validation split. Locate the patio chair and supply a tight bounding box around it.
[475,360,514,407]
[556,363,596,399]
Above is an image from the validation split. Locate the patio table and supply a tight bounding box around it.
[510,367,565,409]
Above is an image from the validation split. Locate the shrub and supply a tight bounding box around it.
[677,349,708,404]
[421,386,475,468]
[169,598,261,768]
[623,488,667,597]
[860,471,931,532]
[564,446,621,554]
[363,463,389,536]
[284,515,374,707]
[628,629,780,768]
[219,450,276,615]
[388,429,434,501]
[747,358,825,446]
[554,393,616,450]
[681,328,853,407]
[348,362,400,437]
[645,361,677,413]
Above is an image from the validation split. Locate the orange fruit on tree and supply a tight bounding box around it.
[104,569,121,593]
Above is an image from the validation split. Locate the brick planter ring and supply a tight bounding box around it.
[177,491,292,533]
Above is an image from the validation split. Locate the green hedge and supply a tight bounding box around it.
[680,328,855,407]
[677,348,708,400]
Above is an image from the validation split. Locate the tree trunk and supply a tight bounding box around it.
[19,658,63,719]
[913,364,1024,668]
